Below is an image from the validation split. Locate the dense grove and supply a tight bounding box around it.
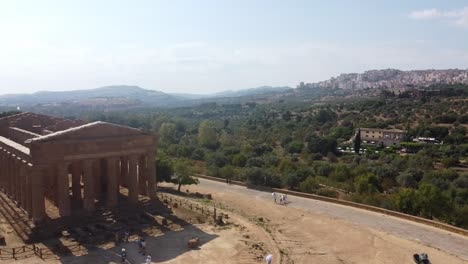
[4,85,467,228]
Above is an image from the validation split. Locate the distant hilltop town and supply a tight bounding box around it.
[299,69,468,90]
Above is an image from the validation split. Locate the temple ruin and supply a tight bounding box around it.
[0,112,157,224]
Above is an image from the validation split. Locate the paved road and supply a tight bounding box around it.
[197,178,468,260]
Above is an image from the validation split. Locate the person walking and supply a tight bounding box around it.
[146,254,152,264]
[266,254,273,264]
[272,192,277,203]
[138,237,143,254]
[121,248,127,263]
[124,231,129,242]
[141,238,147,255]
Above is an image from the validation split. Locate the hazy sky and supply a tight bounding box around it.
[0,0,467,95]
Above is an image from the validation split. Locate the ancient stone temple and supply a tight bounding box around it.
[0,112,157,224]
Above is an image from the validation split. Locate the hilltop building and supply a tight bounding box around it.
[0,112,157,224]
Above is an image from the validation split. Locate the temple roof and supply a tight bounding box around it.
[26,121,148,143]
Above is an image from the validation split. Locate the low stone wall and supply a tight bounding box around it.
[195,174,468,237]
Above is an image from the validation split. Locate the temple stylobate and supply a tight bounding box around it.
[0,112,157,224]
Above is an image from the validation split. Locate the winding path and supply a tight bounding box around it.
[193,178,468,262]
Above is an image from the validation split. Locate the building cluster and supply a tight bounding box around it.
[298,69,468,90]
[0,112,157,224]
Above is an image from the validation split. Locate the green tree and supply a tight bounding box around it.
[232,154,247,167]
[452,205,468,229]
[354,128,361,154]
[198,120,218,149]
[416,183,449,219]
[316,109,335,124]
[307,135,337,155]
[396,169,423,188]
[244,168,281,187]
[159,122,177,146]
[354,173,380,194]
[191,148,205,160]
[331,164,352,182]
[220,165,236,181]
[286,141,304,154]
[395,189,418,215]
[156,152,173,183]
[173,159,199,192]
[299,177,319,194]
[282,172,300,190]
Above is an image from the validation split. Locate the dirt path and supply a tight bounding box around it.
[182,178,468,264]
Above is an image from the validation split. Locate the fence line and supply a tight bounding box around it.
[0,241,84,261]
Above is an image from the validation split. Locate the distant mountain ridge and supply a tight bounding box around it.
[1,68,468,109]
[0,85,293,108]
[0,85,179,107]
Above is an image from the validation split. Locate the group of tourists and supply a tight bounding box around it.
[120,232,152,263]
[271,192,288,205]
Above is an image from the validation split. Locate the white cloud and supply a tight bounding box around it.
[409,9,441,20]
[409,7,468,27]
[453,8,468,27]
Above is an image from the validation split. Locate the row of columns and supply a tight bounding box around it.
[0,149,157,224]
[44,152,157,221]
[0,148,33,217]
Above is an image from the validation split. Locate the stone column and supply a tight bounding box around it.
[106,157,119,207]
[128,155,138,203]
[147,152,157,200]
[25,165,33,216]
[31,165,46,224]
[0,150,5,191]
[120,157,128,188]
[83,160,95,212]
[14,157,20,204]
[2,151,7,192]
[48,166,59,206]
[93,160,102,201]
[56,163,71,217]
[11,155,18,200]
[138,155,147,196]
[19,160,27,209]
[71,161,82,206]
[6,152,12,197]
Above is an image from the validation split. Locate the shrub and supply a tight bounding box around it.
[299,177,319,194]
[454,174,468,189]
[232,154,247,167]
[191,148,205,160]
[354,173,380,194]
[316,188,338,198]
[286,141,304,154]
[441,157,459,168]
